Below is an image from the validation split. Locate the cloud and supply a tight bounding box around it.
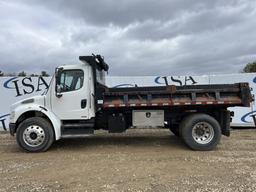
[0,0,256,76]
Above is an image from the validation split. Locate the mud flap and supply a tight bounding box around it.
[220,110,231,137]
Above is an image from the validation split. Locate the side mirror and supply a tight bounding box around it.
[55,67,63,98]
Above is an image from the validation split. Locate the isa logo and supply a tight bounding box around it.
[241,111,256,124]
[155,76,197,86]
[3,77,49,97]
[0,114,10,131]
[113,84,137,88]
[253,76,256,83]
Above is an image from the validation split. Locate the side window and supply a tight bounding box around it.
[60,70,84,92]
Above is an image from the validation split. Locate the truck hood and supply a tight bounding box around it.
[10,95,45,111]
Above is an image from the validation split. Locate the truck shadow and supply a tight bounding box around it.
[50,134,188,151]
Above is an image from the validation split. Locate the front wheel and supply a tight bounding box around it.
[180,114,221,151]
[16,117,54,152]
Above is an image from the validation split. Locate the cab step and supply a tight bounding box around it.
[61,134,93,139]
[61,127,94,135]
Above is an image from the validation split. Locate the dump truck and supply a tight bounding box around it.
[9,55,253,152]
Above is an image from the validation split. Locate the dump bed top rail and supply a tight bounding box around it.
[102,83,252,108]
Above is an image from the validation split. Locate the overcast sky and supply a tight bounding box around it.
[0,0,256,76]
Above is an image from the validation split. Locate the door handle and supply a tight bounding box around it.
[81,99,87,109]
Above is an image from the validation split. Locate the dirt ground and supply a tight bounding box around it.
[1,129,256,192]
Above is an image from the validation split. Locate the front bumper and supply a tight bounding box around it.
[9,123,16,136]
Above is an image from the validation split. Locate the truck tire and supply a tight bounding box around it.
[180,113,221,151]
[16,117,54,152]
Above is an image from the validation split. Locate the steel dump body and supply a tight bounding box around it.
[102,83,252,109]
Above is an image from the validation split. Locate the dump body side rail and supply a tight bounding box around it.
[102,83,252,108]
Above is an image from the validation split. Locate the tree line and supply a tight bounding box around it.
[0,70,50,77]
[242,61,256,73]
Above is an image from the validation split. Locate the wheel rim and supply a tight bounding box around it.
[192,122,214,144]
[23,125,45,147]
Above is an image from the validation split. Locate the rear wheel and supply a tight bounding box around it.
[16,117,54,152]
[180,113,221,151]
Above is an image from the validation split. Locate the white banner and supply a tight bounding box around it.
[0,74,255,131]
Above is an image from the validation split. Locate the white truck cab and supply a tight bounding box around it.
[9,55,108,152]
[50,64,96,120]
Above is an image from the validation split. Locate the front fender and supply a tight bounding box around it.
[11,104,61,140]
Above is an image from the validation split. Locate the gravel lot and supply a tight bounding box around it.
[1,128,256,192]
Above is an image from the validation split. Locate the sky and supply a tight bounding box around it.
[0,0,256,76]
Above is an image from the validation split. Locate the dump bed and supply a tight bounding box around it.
[102,83,252,108]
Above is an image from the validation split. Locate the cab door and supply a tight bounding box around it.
[51,67,90,120]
